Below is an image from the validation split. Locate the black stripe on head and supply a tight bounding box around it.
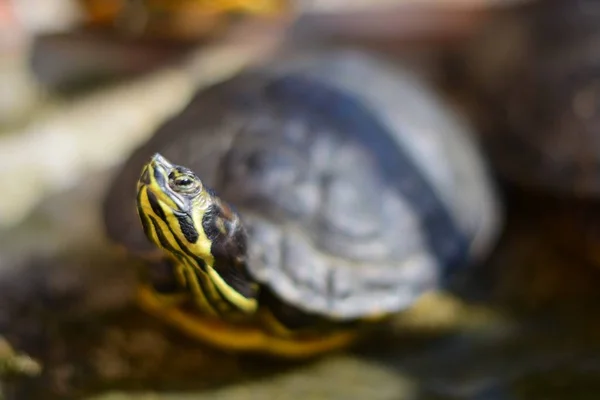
[156,212,209,274]
[149,215,179,256]
[153,164,168,190]
[201,205,220,241]
[147,190,167,222]
[146,214,236,315]
[150,214,238,314]
[137,189,154,241]
[201,204,256,300]
[174,211,199,243]
[138,209,153,242]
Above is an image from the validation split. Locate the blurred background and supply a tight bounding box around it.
[3,0,600,399]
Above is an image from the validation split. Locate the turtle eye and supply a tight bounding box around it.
[170,174,200,194]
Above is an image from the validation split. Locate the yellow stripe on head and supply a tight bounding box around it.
[135,153,259,320]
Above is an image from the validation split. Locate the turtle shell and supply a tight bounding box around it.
[463,0,600,197]
[103,49,501,320]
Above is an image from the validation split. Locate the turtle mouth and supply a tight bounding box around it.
[147,153,172,192]
[149,152,173,171]
[137,155,171,195]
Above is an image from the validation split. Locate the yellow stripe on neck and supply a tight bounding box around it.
[139,172,258,318]
[207,267,258,314]
[146,209,217,316]
[176,258,219,317]
[175,207,214,265]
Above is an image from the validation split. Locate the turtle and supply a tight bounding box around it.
[102,49,502,358]
[455,0,600,270]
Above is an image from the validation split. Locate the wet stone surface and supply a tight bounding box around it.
[2,171,600,400]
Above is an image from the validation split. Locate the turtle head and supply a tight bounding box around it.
[136,153,259,316]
